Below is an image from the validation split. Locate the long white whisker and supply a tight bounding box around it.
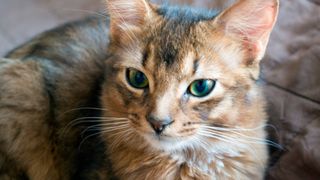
[81,123,129,136]
[201,124,268,132]
[61,116,128,137]
[198,130,265,167]
[201,126,282,149]
[198,131,239,145]
[192,136,211,154]
[64,116,127,129]
[100,125,130,131]
[79,125,130,150]
[99,121,129,125]
[78,131,102,150]
[101,127,132,136]
[203,129,278,147]
[108,128,134,151]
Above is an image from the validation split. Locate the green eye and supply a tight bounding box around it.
[126,68,149,89]
[188,79,216,97]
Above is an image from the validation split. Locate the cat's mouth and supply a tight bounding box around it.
[149,133,175,141]
[143,132,193,151]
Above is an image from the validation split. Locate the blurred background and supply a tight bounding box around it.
[0,0,319,179]
[0,0,235,56]
[0,0,102,56]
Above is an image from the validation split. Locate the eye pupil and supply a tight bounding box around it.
[188,79,215,97]
[135,72,146,84]
[195,81,206,92]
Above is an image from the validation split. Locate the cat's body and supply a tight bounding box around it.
[1,17,112,179]
[0,0,279,179]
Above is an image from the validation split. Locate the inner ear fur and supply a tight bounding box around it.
[215,0,279,76]
[106,0,157,43]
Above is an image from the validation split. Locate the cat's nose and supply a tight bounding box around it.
[147,115,173,135]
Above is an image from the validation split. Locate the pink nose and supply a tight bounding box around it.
[147,116,173,135]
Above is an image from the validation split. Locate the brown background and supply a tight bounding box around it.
[1,0,320,179]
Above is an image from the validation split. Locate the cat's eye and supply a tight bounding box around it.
[126,68,149,89]
[188,79,216,97]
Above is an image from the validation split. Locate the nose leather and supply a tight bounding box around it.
[147,116,173,135]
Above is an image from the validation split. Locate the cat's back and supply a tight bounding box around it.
[0,16,112,179]
[4,15,110,117]
[7,16,110,62]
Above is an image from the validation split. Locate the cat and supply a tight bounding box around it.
[0,0,279,179]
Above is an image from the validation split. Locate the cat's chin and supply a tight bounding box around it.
[143,133,194,152]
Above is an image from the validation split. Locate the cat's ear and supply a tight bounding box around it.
[215,0,279,76]
[106,0,155,41]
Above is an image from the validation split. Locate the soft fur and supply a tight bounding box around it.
[0,0,279,179]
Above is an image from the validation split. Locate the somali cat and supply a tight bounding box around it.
[0,0,279,179]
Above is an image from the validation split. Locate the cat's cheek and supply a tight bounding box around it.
[207,94,234,121]
[101,87,129,117]
[163,126,182,138]
[133,117,154,134]
[172,109,203,135]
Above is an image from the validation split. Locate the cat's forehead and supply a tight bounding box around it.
[143,34,196,80]
[144,6,218,67]
[143,39,223,84]
[115,5,224,79]
[149,25,194,69]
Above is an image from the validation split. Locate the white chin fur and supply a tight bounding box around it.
[143,134,194,152]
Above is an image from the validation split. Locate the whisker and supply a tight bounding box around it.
[201,125,283,149]
[201,124,268,132]
[198,130,265,167]
[198,131,242,147]
[264,123,282,141]
[200,128,283,150]
[106,128,134,150]
[78,125,130,150]
[98,125,130,132]
[100,127,132,136]
[70,118,128,126]
[78,131,102,150]
[192,136,212,153]
[81,123,129,136]
[61,116,128,137]
[264,123,280,132]
[64,116,127,129]
[55,8,108,18]
[81,125,129,139]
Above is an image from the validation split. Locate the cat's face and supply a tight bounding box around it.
[102,0,279,151]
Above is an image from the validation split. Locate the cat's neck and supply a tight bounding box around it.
[104,131,251,179]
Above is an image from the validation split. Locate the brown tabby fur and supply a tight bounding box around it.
[0,0,279,179]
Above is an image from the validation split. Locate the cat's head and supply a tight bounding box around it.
[101,0,279,152]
